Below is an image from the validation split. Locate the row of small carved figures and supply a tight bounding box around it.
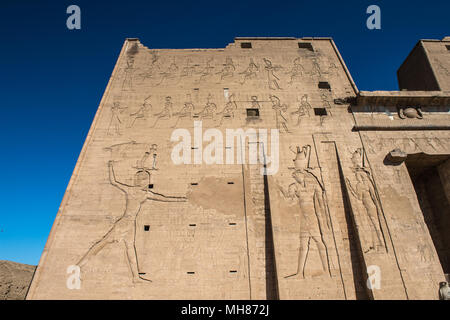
[122,55,340,86]
[108,93,339,132]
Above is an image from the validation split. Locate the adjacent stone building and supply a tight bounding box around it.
[26,36,450,299]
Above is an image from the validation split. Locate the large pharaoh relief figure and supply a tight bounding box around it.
[277,145,333,279]
[76,142,187,284]
[345,148,387,254]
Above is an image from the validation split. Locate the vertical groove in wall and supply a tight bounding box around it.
[312,138,347,299]
[240,137,252,299]
[263,167,279,300]
[335,146,372,300]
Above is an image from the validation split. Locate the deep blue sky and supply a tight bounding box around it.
[0,0,448,265]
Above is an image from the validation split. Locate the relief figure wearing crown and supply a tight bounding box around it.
[76,147,187,284]
[279,145,332,279]
[346,148,386,253]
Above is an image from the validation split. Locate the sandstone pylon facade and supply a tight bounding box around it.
[27,37,450,299]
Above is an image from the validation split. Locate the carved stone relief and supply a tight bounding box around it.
[76,145,187,283]
[398,106,423,119]
[263,58,282,90]
[151,96,173,127]
[194,93,217,120]
[216,57,236,81]
[180,58,196,77]
[197,58,215,82]
[129,51,341,96]
[155,60,180,86]
[172,94,195,128]
[270,95,290,133]
[138,52,161,82]
[122,56,135,90]
[286,57,305,84]
[291,94,312,126]
[128,95,152,128]
[327,62,339,76]
[277,145,333,279]
[239,58,260,85]
[346,148,387,254]
[310,58,323,78]
[362,134,450,156]
[216,94,237,126]
[108,102,128,136]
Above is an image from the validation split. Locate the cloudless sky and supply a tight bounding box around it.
[0,0,448,265]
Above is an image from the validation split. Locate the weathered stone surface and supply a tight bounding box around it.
[398,37,450,91]
[0,261,35,300]
[27,37,450,300]
[385,149,408,165]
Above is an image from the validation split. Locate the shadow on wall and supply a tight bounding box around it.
[405,153,450,274]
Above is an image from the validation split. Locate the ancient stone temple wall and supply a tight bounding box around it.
[27,37,450,300]
[351,92,450,299]
[398,37,450,91]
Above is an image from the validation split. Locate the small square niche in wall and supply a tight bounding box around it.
[246,108,260,118]
[314,108,328,116]
[446,45,450,51]
[298,42,314,52]
[318,82,331,90]
[241,42,252,49]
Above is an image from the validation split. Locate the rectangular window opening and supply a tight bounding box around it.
[187,271,195,274]
[229,270,237,273]
[191,182,198,186]
[189,224,196,227]
[246,108,260,118]
[318,81,331,90]
[229,223,236,226]
[144,225,150,231]
[298,42,314,51]
[148,184,154,189]
[446,45,450,51]
[241,42,252,49]
[314,108,328,116]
